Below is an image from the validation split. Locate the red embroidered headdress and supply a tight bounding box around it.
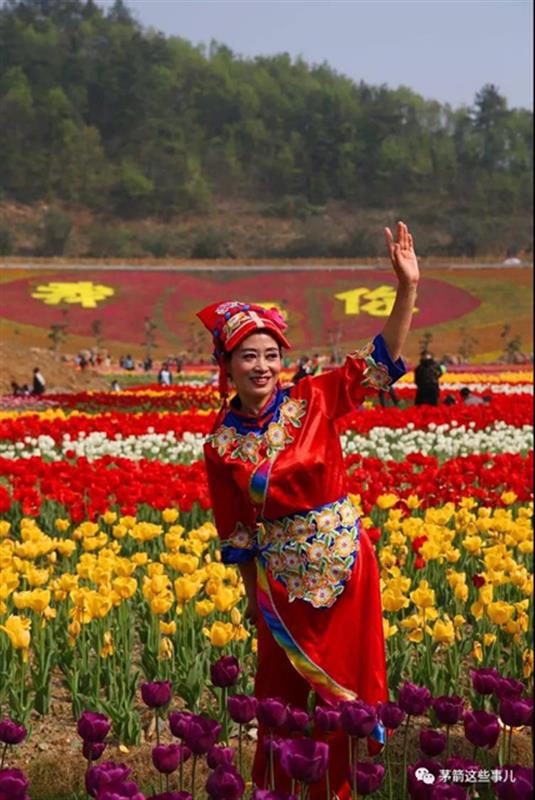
[196,301,291,402]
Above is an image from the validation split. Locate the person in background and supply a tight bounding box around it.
[32,367,45,396]
[110,379,121,392]
[443,394,456,406]
[379,385,400,407]
[414,352,444,406]
[158,363,172,386]
[460,386,484,406]
[291,355,311,384]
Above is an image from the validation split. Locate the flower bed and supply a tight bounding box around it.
[0,378,532,798]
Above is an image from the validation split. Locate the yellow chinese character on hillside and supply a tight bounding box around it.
[336,285,418,317]
[31,282,115,309]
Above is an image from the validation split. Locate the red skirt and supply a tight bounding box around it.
[253,530,387,796]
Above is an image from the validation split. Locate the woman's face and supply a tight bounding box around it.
[228,332,282,411]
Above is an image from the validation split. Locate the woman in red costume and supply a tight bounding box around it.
[197,222,419,795]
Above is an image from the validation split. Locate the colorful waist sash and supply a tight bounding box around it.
[257,496,360,608]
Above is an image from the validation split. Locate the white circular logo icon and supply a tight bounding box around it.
[415,767,436,785]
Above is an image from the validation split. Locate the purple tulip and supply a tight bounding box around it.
[183,715,221,755]
[0,768,29,800]
[499,697,532,728]
[406,758,441,800]
[419,728,446,756]
[147,793,192,800]
[313,706,341,734]
[251,792,297,800]
[77,711,112,743]
[340,700,377,738]
[493,765,533,800]
[495,678,525,701]
[151,744,182,774]
[140,681,172,709]
[432,696,464,726]
[470,667,499,695]
[432,786,468,800]
[279,738,329,784]
[463,710,500,749]
[227,695,257,725]
[256,698,288,729]
[207,745,235,769]
[97,784,145,800]
[262,736,283,760]
[205,765,245,800]
[83,741,107,761]
[85,761,131,797]
[0,720,27,746]
[169,711,193,739]
[210,656,241,688]
[377,701,406,730]
[444,757,480,784]
[398,682,432,716]
[286,706,310,733]
[97,785,145,800]
[349,762,385,795]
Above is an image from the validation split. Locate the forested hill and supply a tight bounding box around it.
[0,0,533,259]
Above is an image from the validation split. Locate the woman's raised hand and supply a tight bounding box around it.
[384,221,419,287]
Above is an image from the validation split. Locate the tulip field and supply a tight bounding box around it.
[0,369,533,799]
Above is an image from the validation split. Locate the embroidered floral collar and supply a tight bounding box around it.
[208,392,307,464]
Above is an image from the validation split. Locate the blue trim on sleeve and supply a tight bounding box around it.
[221,546,257,565]
[372,334,407,384]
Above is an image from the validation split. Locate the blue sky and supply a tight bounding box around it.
[98,0,533,110]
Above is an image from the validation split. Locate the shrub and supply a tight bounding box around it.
[84,225,140,258]
[0,224,14,255]
[190,227,233,259]
[40,208,72,256]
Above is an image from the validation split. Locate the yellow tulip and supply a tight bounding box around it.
[470,601,484,620]
[203,621,234,647]
[162,508,179,524]
[112,576,138,599]
[159,620,177,635]
[56,539,76,558]
[102,511,117,525]
[523,649,533,678]
[410,580,436,609]
[100,631,114,657]
[195,599,215,617]
[174,577,200,603]
[472,642,483,662]
[112,524,128,539]
[0,614,31,651]
[131,552,149,566]
[213,587,238,613]
[500,491,518,505]
[150,592,174,616]
[119,516,136,529]
[160,636,174,660]
[55,519,70,533]
[0,521,11,538]
[13,588,51,614]
[479,584,493,605]
[483,633,497,647]
[432,618,455,645]
[454,582,469,602]
[376,493,398,510]
[382,617,398,639]
[230,607,242,626]
[487,601,514,625]
[382,588,409,613]
[406,494,421,510]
